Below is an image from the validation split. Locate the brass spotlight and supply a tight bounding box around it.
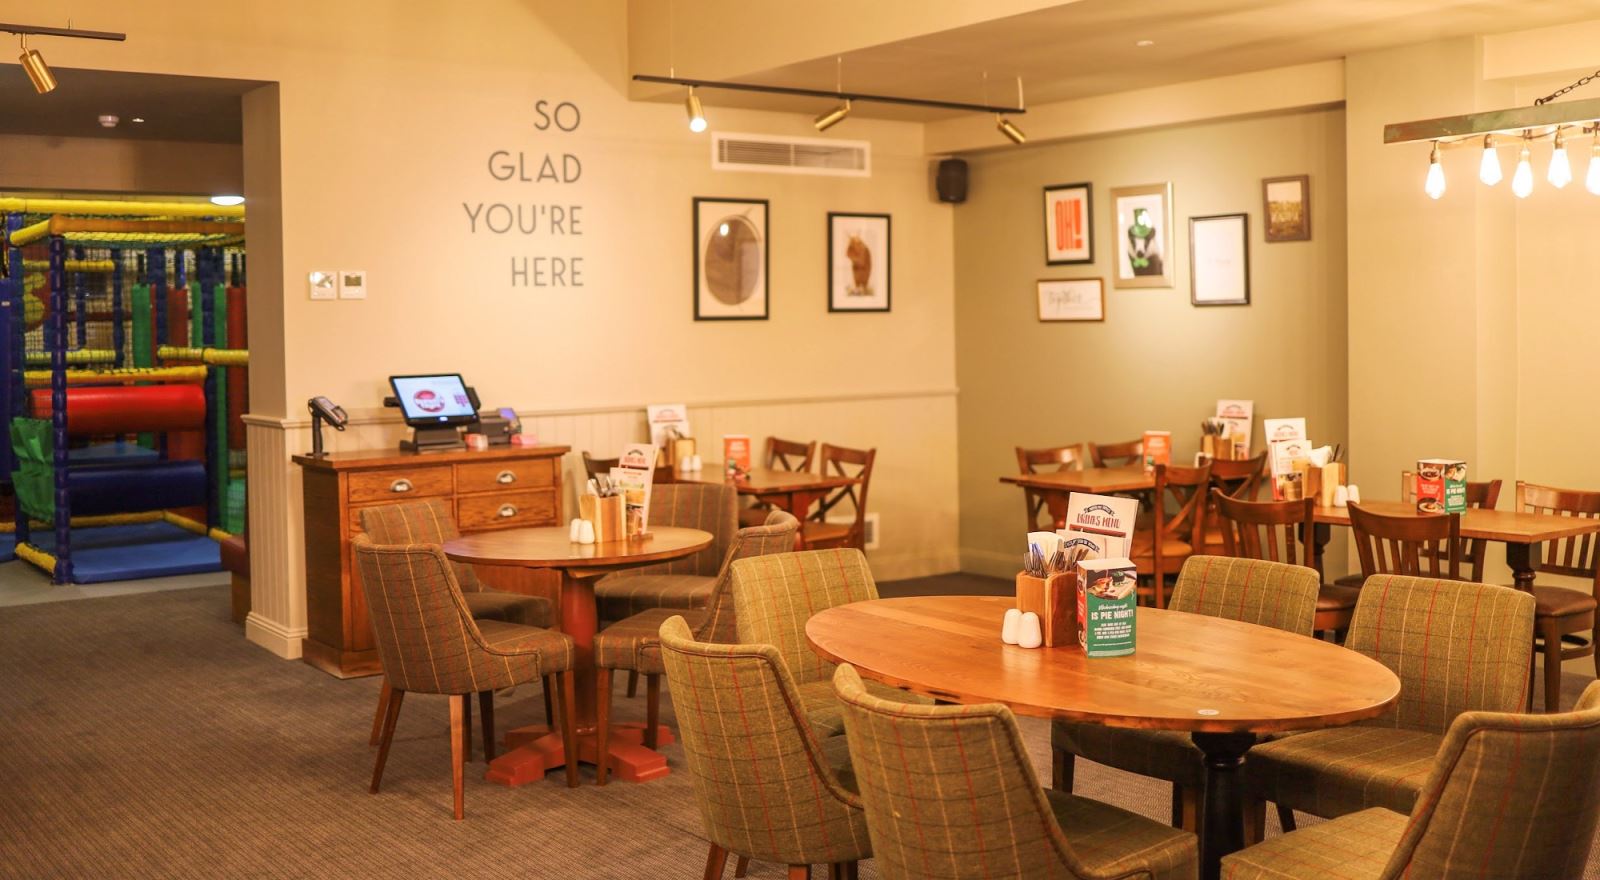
[996,115,1026,145]
[685,86,707,133]
[19,36,55,94]
[813,99,851,132]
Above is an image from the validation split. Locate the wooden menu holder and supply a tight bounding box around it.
[1016,572,1079,648]
[579,494,626,543]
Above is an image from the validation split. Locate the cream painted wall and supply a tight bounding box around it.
[0,134,241,194]
[35,0,959,658]
[953,108,1348,575]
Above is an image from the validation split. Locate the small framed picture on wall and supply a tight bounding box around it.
[1110,183,1174,289]
[694,197,769,321]
[1262,174,1310,242]
[1037,278,1105,322]
[1043,182,1093,265]
[1189,213,1250,306]
[827,212,891,312]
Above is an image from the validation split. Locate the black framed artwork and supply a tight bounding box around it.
[1043,182,1093,265]
[693,197,769,321]
[1189,212,1251,306]
[827,212,891,312]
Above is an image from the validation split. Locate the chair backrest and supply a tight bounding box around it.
[1517,481,1600,595]
[1378,681,1600,880]
[764,436,817,472]
[1399,476,1502,582]
[810,443,876,542]
[351,534,489,696]
[1347,574,1534,733]
[731,548,879,684]
[1208,451,1268,501]
[1214,489,1316,569]
[697,511,801,644]
[358,498,484,592]
[1015,443,1086,530]
[1090,438,1143,468]
[581,451,618,480]
[657,616,867,867]
[1153,461,1213,550]
[1172,555,1319,635]
[631,482,739,577]
[834,663,1103,879]
[1348,503,1463,580]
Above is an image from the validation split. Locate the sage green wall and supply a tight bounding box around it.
[954,108,1349,575]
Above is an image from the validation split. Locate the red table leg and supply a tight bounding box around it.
[485,568,675,786]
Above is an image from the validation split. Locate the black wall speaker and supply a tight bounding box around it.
[936,158,968,204]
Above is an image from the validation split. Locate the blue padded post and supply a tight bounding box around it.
[200,248,219,528]
[6,212,26,547]
[111,249,126,368]
[48,234,70,584]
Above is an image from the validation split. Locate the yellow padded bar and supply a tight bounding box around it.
[23,365,208,386]
[15,542,56,574]
[157,345,249,366]
[0,198,244,219]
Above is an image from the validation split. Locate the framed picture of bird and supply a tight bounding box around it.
[1110,183,1174,289]
[827,212,891,312]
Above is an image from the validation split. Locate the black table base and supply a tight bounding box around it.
[1192,731,1257,880]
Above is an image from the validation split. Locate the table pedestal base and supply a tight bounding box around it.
[1193,732,1256,880]
[485,722,676,786]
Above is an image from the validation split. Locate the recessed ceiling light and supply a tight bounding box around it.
[1136,39,1155,47]
[131,117,145,123]
[210,195,245,206]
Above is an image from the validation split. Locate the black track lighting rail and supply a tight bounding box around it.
[0,22,125,42]
[633,74,1024,116]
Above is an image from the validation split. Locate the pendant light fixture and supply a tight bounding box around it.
[1511,138,1534,198]
[1424,141,1446,199]
[1478,135,1503,185]
[18,35,54,94]
[684,86,707,133]
[813,99,851,132]
[1,22,125,94]
[996,115,1027,144]
[1549,127,1572,188]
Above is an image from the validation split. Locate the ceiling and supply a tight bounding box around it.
[0,67,258,143]
[644,0,1600,121]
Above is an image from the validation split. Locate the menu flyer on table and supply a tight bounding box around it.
[612,443,656,535]
[1061,492,1139,558]
[722,435,752,479]
[645,403,692,448]
[1077,557,1138,657]
[1215,399,1254,457]
[1263,417,1308,500]
[1141,430,1172,473]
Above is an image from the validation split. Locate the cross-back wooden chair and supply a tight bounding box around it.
[1517,480,1600,712]
[1090,437,1144,468]
[1201,451,1268,554]
[1346,503,1462,581]
[1215,489,1355,637]
[581,451,618,481]
[740,437,818,528]
[1131,462,1211,609]
[1014,443,1087,531]
[801,443,875,551]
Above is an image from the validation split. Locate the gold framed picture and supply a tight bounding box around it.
[1262,174,1310,242]
[1110,183,1173,289]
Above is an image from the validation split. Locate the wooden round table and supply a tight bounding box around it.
[805,596,1400,880]
[443,525,712,786]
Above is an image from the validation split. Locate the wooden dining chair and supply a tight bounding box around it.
[1346,503,1463,581]
[581,451,618,481]
[1214,489,1357,638]
[1200,451,1268,554]
[1090,437,1144,468]
[1130,462,1211,609]
[800,443,875,551]
[739,437,817,528]
[1516,480,1600,713]
[1334,477,1500,588]
[1014,443,1088,531]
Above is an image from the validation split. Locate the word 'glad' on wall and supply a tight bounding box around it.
[463,99,585,288]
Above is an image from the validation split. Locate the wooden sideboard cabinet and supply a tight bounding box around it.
[292,444,570,678]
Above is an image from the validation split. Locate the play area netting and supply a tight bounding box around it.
[0,198,248,584]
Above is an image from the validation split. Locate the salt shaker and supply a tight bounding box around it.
[1018,612,1044,649]
[569,518,583,542]
[1333,485,1349,508]
[1001,608,1022,645]
[1347,484,1362,505]
[577,520,596,544]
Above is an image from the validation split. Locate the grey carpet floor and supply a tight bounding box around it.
[1,581,1595,879]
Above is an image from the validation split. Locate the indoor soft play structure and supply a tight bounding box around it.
[0,198,248,584]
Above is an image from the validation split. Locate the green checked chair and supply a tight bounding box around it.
[835,664,1198,880]
[732,548,930,739]
[1052,556,1320,832]
[592,509,800,784]
[353,535,578,820]
[658,615,869,880]
[594,481,739,621]
[1224,680,1600,879]
[1246,574,1535,831]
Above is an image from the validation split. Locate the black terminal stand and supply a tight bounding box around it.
[307,396,349,458]
[386,386,479,454]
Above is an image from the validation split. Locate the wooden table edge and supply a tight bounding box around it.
[440,529,713,569]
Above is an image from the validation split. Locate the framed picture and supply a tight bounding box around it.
[1189,213,1250,306]
[827,212,890,312]
[1037,278,1104,322]
[694,197,769,320]
[1043,182,1093,265]
[1262,174,1310,242]
[1110,183,1173,288]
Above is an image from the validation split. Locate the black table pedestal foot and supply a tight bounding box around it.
[1192,731,1257,880]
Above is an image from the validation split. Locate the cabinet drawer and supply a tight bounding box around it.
[457,490,558,531]
[347,466,452,504]
[456,458,555,495]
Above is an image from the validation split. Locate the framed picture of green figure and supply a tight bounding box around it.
[1110,182,1174,289]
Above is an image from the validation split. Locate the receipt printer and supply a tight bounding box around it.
[470,407,520,446]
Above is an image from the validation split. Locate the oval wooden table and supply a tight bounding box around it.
[442,525,712,786]
[805,595,1400,880]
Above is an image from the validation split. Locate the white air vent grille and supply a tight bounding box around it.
[713,132,870,177]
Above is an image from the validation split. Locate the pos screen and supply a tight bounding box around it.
[388,374,478,427]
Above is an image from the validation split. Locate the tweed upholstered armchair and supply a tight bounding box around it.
[352,535,578,819]
[594,482,739,622]
[658,615,870,879]
[1225,680,1600,879]
[591,510,800,784]
[1053,556,1320,832]
[834,664,1198,880]
[359,499,557,752]
[1246,574,1534,831]
[731,548,930,739]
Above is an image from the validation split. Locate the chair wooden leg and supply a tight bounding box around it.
[1244,797,1265,845]
[1542,629,1563,713]
[1276,802,1296,832]
[369,679,392,746]
[844,863,858,880]
[789,867,811,880]
[596,667,612,786]
[1528,648,1539,712]
[1174,784,1198,832]
[478,691,496,762]
[702,844,729,880]
[543,674,557,727]
[645,673,661,749]
[734,855,750,877]
[627,670,639,698]
[559,670,579,788]
[462,690,474,762]
[449,694,466,820]
[1169,783,1182,827]
[1051,747,1075,792]
[369,688,405,793]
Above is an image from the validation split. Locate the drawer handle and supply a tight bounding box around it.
[497,504,518,518]
[496,470,517,484]
[390,479,413,493]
